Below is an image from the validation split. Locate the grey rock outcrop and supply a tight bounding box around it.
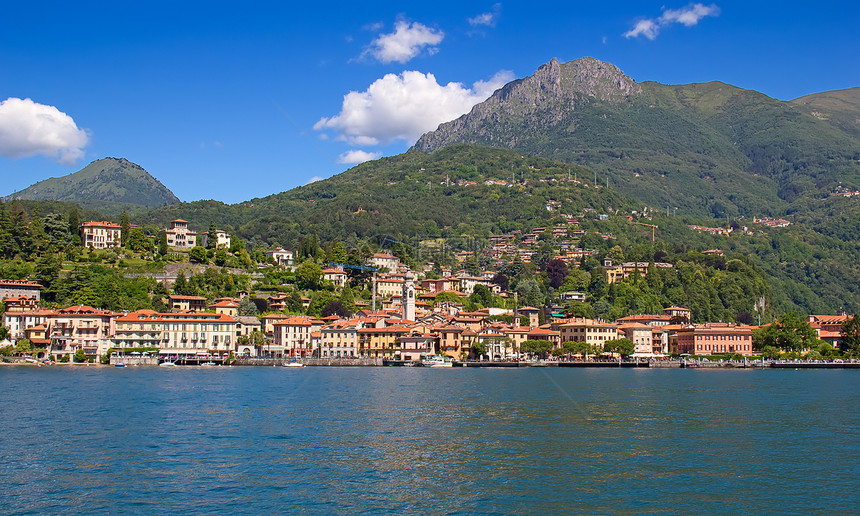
[414,57,641,152]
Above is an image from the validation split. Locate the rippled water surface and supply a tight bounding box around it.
[0,366,858,514]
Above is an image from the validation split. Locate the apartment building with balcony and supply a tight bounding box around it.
[113,310,238,357]
[50,305,116,360]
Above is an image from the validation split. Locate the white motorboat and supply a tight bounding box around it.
[421,356,453,368]
[159,361,176,367]
[284,361,305,367]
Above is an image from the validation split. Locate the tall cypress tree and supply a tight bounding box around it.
[120,210,131,247]
[207,221,217,249]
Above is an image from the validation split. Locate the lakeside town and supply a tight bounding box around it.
[1,215,856,367]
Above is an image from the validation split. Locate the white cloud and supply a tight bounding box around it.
[468,4,502,27]
[624,19,661,40]
[662,3,721,26]
[314,69,514,146]
[337,150,383,165]
[305,176,324,185]
[0,97,89,165]
[365,21,444,64]
[625,3,720,40]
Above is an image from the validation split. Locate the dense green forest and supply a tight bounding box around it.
[2,144,857,318]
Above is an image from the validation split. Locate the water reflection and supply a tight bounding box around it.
[0,367,857,514]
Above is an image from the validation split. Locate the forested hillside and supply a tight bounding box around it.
[415,58,860,219]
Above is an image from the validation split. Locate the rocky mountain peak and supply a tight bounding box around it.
[414,57,641,152]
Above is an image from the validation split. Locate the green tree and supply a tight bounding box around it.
[120,210,130,247]
[753,312,820,352]
[604,338,635,358]
[471,340,487,359]
[561,269,591,292]
[74,348,87,363]
[340,286,356,313]
[67,206,80,245]
[295,261,322,291]
[521,339,553,359]
[841,314,860,358]
[189,246,207,264]
[545,258,569,289]
[15,338,32,355]
[238,297,258,316]
[433,291,462,306]
[607,245,625,265]
[468,284,493,309]
[207,221,217,249]
[125,227,150,253]
[158,230,169,256]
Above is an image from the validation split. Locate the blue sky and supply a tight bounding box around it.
[1,1,857,204]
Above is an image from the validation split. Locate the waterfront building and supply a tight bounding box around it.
[672,323,755,356]
[558,318,621,348]
[80,221,122,249]
[23,323,51,350]
[50,305,116,360]
[618,322,658,356]
[358,325,409,358]
[320,319,362,358]
[3,309,53,341]
[271,316,324,358]
[113,310,237,357]
[397,331,437,361]
[528,327,562,348]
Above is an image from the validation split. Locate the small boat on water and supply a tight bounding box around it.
[200,362,217,367]
[284,361,304,367]
[159,361,176,367]
[114,362,126,368]
[421,356,454,368]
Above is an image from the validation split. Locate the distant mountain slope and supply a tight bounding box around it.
[414,58,860,218]
[136,144,859,315]
[5,157,180,208]
[791,87,860,138]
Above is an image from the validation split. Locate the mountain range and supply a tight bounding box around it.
[4,57,858,314]
[415,57,860,218]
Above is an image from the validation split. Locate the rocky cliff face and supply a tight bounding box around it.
[414,57,641,152]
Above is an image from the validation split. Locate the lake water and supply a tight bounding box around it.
[0,366,857,514]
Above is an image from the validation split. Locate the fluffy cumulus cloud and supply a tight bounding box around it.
[0,97,89,164]
[468,4,502,27]
[314,70,514,146]
[365,21,444,64]
[625,3,720,40]
[337,150,383,165]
